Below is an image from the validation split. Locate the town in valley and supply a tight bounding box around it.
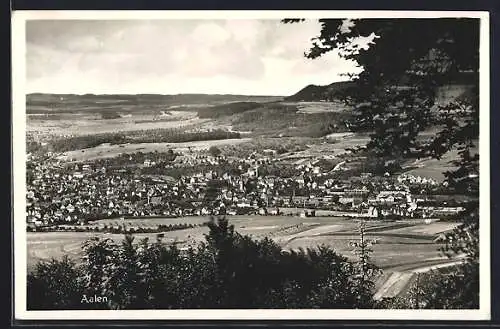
[22,17,481,309]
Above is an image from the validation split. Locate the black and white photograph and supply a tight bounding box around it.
[12,10,490,320]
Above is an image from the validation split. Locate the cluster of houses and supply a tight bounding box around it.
[397,173,439,186]
[26,151,466,228]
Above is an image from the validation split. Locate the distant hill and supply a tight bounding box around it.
[287,71,477,103]
[26,93,283,114]
[231,103,353,138]
[285,81,356,102]
[197,102,263,119]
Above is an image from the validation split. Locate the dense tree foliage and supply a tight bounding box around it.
[27,256,87,310]
[27,217,377,310]
[197,102,261,119]
[284,18,480,308]
[208,146,222,157]
[100,111,122,120]
[92,150,178,169]
[284,18,479,177]
[29,222,207,234]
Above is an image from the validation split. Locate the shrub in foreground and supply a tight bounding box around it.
[27,217,376,309]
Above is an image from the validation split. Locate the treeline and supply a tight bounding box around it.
[197,102,262,119]
[27,217,478,310]
[94,150,177,168]
[47,129,241,152]
[220,137,309,158]
[126,128,240,144]
[27,140,46,154]
[49,133,127,152]
[151,161,247,179]
[101,111,122,119]
[27,222,207,234]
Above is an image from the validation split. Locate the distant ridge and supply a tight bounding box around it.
[26,93,284,113]
[286,71,477,103]
[27,92,283,98]
[285,81,356,102]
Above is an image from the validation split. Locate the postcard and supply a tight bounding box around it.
[11,10,491,321]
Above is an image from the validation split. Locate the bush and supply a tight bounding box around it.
[27,217,375,309]
[27,256,86,310]
[101,112,122,120]
[208,146,222,157]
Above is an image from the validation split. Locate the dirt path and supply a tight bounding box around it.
[373,259,464,300]
[374,272,415,300]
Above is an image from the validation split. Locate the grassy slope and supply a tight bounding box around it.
[230,102,352,138]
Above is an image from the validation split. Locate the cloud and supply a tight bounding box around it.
[65,35,103,52]
[25,19,361,95]
[191,22,232,46]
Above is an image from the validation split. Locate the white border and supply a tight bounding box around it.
[12,10,491,321]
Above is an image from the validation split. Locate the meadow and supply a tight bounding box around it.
[27,215,461,299]
[402,144,479,181]
[27,216,460,266]
[56,138,253,162]
[27,111,208,136]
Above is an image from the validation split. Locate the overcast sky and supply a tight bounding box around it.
[26,19,365,96]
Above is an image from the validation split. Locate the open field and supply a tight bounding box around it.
[275,135,371,161]
[28,216,460,265]
[27,216,461,298]
[27,111,208,136]
[380,222,459,236]
[325,132,355,139]
[26,94,281,138]
[55,134,356,163]
[287,101,349,114]
[404,156,461,181]
[26,180,469,301]
[402,143,479,181]
[56,138,253,162]
[27,216,457,266]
